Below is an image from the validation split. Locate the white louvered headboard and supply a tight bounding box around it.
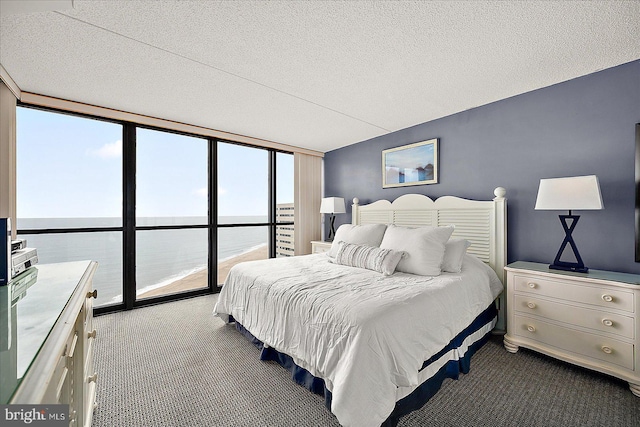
[352,188,507,331]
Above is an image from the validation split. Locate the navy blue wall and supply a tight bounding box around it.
[324,60,640,274]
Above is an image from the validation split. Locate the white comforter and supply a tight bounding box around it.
[213,253,502,427]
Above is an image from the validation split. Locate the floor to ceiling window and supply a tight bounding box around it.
[216,143,294,284]
[15,105,295,313]
[135,128,209,299]
[16,107,124,308]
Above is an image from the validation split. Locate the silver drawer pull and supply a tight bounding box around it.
[601,346,613,354]
[527,325,536,333]
[602,319,614,327]
[601,294,613,302]
[88,329,97,339]
[86,290,98,299]
[88,373,98,383]
[528,282,536,289]
[526,302,537,309]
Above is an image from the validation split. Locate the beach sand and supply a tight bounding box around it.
[138,245,269,299]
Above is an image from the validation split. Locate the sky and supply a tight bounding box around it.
[16,107,294,219]
[384,142,434,170]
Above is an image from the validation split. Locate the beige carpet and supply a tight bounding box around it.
[91,294,640,427]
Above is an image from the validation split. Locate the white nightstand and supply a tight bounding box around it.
[311,241,332,254]
[503,261,640,397]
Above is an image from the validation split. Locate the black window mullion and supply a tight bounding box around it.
[123,123,136,310]
[135,224,209,231]
[268,150,276,258]
[210,138,219,290]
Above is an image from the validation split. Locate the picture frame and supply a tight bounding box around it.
[382,138,439,188]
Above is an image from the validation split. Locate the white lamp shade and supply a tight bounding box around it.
[320,197,346,214]
[535,175,604,211]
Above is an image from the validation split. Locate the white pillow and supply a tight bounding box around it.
[442,238,471,273]
[327,224,388,257]
[333,242,405,276]
[380,224,454,276]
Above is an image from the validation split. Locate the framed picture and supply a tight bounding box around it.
[382,138,439,188]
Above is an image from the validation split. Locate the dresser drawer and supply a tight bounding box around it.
[513,314,634,370]
[513,294,635,339]
[514,275,634,313]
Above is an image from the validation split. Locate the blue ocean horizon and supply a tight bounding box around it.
[17,216,269,306]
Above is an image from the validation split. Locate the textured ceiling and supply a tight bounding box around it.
[1,1,639,153]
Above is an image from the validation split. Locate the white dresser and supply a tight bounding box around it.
[503,261,640,396]
[311,240,332,254]
[1,261,99,426]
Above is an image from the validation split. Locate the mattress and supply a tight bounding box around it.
[214,253,503,427]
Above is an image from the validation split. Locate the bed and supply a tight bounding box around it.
[213,188,507,427]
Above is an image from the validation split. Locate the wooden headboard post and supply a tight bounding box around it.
[351,188,507,332]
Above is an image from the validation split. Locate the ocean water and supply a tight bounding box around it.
[17,217,269,306]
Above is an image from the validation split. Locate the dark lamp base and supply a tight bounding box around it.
[549,213,589,274]
[549,263,589,274]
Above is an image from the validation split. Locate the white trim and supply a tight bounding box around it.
[0,64,21,99]
[19,92,323,157]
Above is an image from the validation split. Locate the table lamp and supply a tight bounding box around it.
[320,197,346,241]
[535,175,603,273]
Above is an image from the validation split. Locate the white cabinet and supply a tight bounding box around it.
[311,241,332,254]
[3,261,98,427]
[503,261,640,397]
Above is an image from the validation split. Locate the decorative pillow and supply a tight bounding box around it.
[379,224,454,276]
[333,242,405,276]
[442,238,471,273]
[327,223,388,257]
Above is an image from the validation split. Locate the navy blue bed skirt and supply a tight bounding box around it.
[231,303,497,426]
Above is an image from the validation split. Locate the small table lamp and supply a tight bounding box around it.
[535,175,604,273]
[320,197,346,241]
